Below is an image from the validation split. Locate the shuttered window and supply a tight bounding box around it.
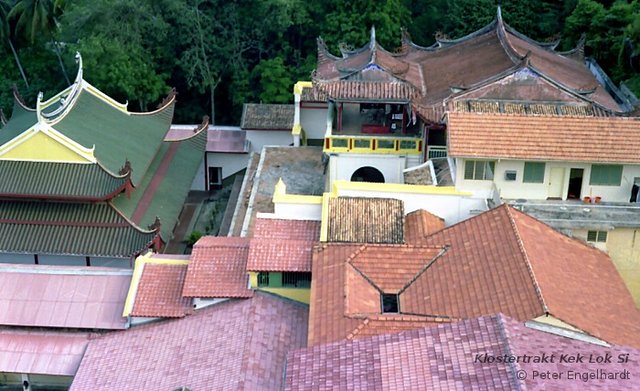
[590,165,622,186]
[523,162,545,183]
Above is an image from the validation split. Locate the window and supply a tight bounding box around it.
[523,162,545,183]
[464,160,495,180]
[504,171,517,181]
[256,272,311,288]
[381,293,399,313]
[282,272,312,288]
[587,230,607,243]
[590,165,622,186]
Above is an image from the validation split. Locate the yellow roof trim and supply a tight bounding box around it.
[292,123,302,136]
[293,81,313,95]
[84,82,129,113]
[0,123,96,163]
[272,178,323,204]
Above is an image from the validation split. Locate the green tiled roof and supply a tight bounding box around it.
[0,99,37,145]
[0,200,156,257]
[0,160,128,200]
[53,89,174,185]
[113,128,207,241]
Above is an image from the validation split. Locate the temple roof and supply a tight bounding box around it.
[313,8,629,118]
[0,160,130,201]
[0,200,158,258]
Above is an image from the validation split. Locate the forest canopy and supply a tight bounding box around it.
[0,0,639,124]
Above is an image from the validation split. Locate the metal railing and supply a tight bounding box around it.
[323,135,422,155]
[427,145,448,159]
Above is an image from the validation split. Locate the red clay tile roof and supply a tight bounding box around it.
[71,293,308,391]
[508,207,640,348]
[247,218,320,272]
[310,204,640,347]
[182,236,252,298]
[328,197,404,244]
[404,209,445,243]
[447,112,640,163]
[131,263,192,318]
[253,217,321,241]
[287,314,640,391]
[0,264,130,330]
[0,330,89,376]
[314,15,624,115]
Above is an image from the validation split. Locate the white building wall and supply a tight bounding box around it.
[329,154,406,186]
[456,157,640,202]
[273,202,322,220]
[300,105,328,140]
[245,130,292,153]
[191,160,206,190]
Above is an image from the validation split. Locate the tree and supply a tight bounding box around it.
[252,57,293,103]
[8,0,70,84]
[0,0,28,87]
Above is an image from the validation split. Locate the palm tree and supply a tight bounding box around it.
[0,0,29,87]
[9,0,70,84]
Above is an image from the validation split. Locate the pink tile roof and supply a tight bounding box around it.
[310,205,640,347]
[0,263,130,330]
[182,236,252,298]
[71,293,308,391]
[287,314,640,390]
[0,330,89,376]
[247,218,320,272]
[131,263,192,318]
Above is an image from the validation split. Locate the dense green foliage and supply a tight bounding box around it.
[0,0,639,124]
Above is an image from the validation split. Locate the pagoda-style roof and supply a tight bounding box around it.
[113,118,208,241]
[0,54,176,187]
[0,200,158,258]
[313,7,631,120]
[0,160,130,201]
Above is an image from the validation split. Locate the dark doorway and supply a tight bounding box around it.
[567,168,584,200]
[208,167,222,190]
[351,166,385,183]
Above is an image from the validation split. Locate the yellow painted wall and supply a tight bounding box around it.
[248,272,310,304]
[1,131,90,162]
[574,228,640,307]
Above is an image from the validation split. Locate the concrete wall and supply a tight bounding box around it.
[455,158,640,202]
[300,104,328,140]
[273,202,322,220]
[246,130,292,153]
[329,154,407,186]
[191,153,251,191]
[0,253,128,267]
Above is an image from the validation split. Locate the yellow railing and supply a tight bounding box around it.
[323,135,422,155]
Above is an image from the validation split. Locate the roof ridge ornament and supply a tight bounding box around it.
[12,84,31,110]
[148,216,162,232]
[370,26,377,64]
[193,115,210,133]
[119,159,132,176]
[158,87,177,109]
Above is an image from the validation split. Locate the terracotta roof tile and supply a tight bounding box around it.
[247,218,320,272]
[131,263,192,318]
[71,293,308,391]
[287,314,640,390]
[182,237,252,298]
[404,209,445,243]
[310,204,640,347]
[328,197,404,244]
[509,207,640,348]
[253,218,321,241]
[447,112,640,163]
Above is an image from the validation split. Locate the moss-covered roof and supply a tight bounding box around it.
[113,127,207,241]
[52,89,174,185]
[0,200,157,258]
[0,160,128,200]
